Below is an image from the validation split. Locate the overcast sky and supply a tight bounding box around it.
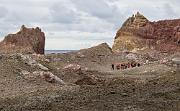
[0,0,180,50]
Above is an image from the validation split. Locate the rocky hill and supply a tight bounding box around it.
[78,43,113,57]
[0,25,45,54]
[112,12,180,53]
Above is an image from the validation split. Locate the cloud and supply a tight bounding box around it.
[72,0,115,19]
[0,0,180,50]
[71,0,124,25]
[44,23,115,50]
[163,3,177,18]
[49,2,80,24]
[0,6,8,18]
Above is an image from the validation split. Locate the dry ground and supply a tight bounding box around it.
[0,53,179,111]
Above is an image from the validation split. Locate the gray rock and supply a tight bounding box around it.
[20,54,49,71]
[37,71,65,85]
[172,58,180,65]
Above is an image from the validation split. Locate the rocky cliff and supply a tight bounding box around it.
[112,12,180,53]
[0,25,45,54]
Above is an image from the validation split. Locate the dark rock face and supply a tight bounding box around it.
[0,25,45,54]
[113,12,180,53]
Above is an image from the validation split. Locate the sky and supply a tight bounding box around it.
[0,0,180,50]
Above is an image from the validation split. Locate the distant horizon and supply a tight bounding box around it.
[45,41,113,50]
[45,49,78,54]
[45,50,77,51]
[45,49,78,51]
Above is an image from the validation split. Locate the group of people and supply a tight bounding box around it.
[111,61,141,70]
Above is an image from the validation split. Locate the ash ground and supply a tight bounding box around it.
[0,46,179,111]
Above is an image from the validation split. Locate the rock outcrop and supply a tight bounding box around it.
[79,43,113,57]
[0,25,45,54]
[21,70,65,85]
[112,12,180,53]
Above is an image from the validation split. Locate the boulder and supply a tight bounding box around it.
[19,54,49,71]
[0,25,45,54]
[21,70,65,85]
[63,64,81,70]
[75,75,98,85]
[37,71,65,84]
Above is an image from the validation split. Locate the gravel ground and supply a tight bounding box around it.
[0,53,179,111]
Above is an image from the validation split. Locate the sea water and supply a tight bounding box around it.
[45,50,77,54]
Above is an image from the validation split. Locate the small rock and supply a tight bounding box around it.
[37,63,49,71]
[32,71,64,85]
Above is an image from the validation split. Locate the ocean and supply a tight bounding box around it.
[45,50,77,54]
